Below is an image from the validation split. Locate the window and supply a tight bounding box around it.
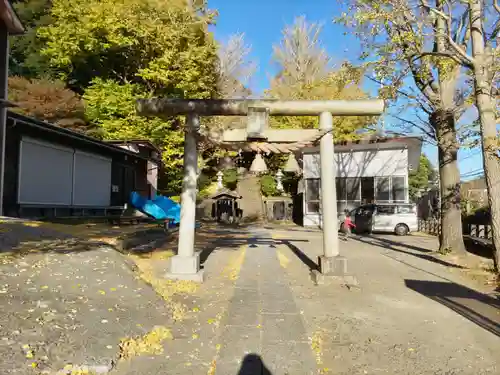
[377,205,395,215]
[359,204,375,216]
[346,178,361,201]
[305,179,320,213]
[336,177,347,201]
[337,201,348,215]
[397,205,415,214]
[376,177,390,201]
[361,177,375,203]
[392,176,406,202]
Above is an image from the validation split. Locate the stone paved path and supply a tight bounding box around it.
[215,238,317,374]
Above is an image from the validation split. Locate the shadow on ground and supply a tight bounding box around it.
[0,217,317,278]
[237,354,272,375]
[463,236,495,259]
[197,230,310,269]
[357,229,495,260]
[0,217,165,256]
[352,235,467,269]
[405,279,500,337]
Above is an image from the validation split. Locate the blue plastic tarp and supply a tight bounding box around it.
[130,192,181,224]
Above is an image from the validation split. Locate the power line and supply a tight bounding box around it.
[461,169,484,179]
[460,149,481,161]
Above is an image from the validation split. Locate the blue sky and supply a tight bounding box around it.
[208,0,483,180]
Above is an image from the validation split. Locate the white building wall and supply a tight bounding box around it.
[302,148,409,227]
[303,149,408,178]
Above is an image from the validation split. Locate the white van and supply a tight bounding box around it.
[343,203,418,236]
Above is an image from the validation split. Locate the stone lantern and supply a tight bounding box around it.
[276,169,284,192]
[216,170,224,189]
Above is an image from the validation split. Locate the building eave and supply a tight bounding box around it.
[7,111,155,162]
[105,139,163,156]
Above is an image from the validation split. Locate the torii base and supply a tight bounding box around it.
[311,255,358,287]
[165,253,205,282]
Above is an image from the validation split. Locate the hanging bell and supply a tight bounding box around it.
[249,152,268,174]
[283,153,301,174]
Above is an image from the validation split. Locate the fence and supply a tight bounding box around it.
[418,219,492,241]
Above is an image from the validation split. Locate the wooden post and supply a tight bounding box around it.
[0,25,9,216]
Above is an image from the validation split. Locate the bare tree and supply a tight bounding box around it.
[210,33,257,135]
[268,16,372,136]
[217,32,256,99]
[271,16,331,87]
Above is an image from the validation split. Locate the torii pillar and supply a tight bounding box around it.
[137,99,384,283]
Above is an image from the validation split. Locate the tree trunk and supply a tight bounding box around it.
[476,91,500,271]
[469,0,500,271]
[431,109,467,254]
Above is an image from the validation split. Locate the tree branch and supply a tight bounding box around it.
[411,51,472,67]
[364,72,419,101]
[391,113,436,141]
[419,0,475,66]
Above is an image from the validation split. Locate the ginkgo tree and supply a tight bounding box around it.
[36,0,221,193]
[467,0,500,270]
[267,16,374,141]
[337,0,500,268]
[336,0,473,255]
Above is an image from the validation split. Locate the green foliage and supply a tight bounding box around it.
[197,174,216,198]
[260,174,278,197]
[222,168,238,191]
[263,154,287,172]
[37,0,219,96]
[334,0,473,114]
[10,0,54,78]
[268,62,374,141]
[20,0,222,196]
[409,154,436,200]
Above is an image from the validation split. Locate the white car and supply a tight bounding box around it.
[341,203,418,236]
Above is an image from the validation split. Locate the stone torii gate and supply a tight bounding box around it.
[137,99,385,283]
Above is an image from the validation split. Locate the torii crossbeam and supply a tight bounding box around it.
[137,98,385,283]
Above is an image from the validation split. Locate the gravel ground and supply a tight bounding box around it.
[0,219,171,375]
[272,230,499,375]
[2,220,498,375]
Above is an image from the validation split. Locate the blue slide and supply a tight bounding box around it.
[130,191,181,224]
[129,192,200,228]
